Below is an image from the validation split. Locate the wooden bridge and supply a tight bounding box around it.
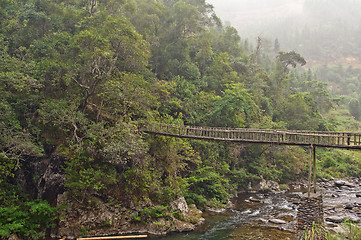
[142,122,361,149]
[142,122,361,196]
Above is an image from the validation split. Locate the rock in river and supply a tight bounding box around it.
[269,219,287,224]
[326,216,346,223]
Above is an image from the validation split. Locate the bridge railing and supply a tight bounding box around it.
[141,123,361,148]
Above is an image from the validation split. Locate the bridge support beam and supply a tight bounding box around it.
[308,144,316,197]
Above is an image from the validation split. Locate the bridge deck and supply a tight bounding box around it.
[142,123,361,149]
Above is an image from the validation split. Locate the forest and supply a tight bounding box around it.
[1,0,361,239]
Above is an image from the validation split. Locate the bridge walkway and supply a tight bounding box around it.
[142,122,361,196]
[142,123,361,149]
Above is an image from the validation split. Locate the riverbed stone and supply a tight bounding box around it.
[334,180,346,187]
[348,215,360,223]
[325,215,360,223]
[258,218,267,223]
[206,208,226,213]
[335,180,356,188]
[269,219,287,224]
[325,221,338,228]
[345,204,354,210]
[249,197,264,203]
[326,216,345,223]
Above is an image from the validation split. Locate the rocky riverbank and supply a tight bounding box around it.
[320,178,361,229]
[52,194,204,239]
[50,177,361,239]
[227,177,361,238]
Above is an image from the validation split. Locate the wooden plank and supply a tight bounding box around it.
[77,235,148,240]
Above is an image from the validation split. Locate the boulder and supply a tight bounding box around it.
[8,234,20,240]
[334,180,346,187]
[170,197,189,215]
[251,177,280,193]
[259,179,280,193]
[334,180,355,188]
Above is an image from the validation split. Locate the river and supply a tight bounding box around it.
[157,192,298,240]
[156,178,361,240]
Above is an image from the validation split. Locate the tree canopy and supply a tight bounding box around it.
[0,0,339,238]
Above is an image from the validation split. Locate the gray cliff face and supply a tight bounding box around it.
[14,154,66,204]
[36,155,66,203]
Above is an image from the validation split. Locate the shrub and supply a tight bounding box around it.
[0,199,56,239]
[183,166,230,209]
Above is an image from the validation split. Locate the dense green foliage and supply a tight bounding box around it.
[316,64,361,122]
[0,183,56,239]
[1,0,356,238]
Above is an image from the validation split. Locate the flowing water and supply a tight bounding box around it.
[156,192,300,240]
[49,179,360,239]
[156,179,361,240]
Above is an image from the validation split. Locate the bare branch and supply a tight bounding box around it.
[72,77,90,90]
[88,0,97,17]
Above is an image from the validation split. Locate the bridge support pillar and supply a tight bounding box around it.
[308,145,317,197]
[299,145,324,236]
[297,193,324,230]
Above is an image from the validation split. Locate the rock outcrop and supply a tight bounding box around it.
[14,154,66,204]
[53,194,204,239]
[248,176,281,193]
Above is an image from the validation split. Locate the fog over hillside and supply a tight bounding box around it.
[207,0,361,66]
[207,0,304,38]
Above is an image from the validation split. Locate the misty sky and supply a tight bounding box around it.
[207,0,305,39]
[207,0,360,38]
[206,0,361,67]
